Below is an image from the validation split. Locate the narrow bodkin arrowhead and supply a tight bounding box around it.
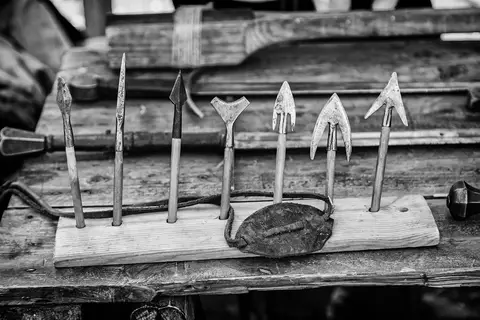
[169,70,188,139]
[273,81,296,134]
[57,77,72,118]
[310,93,352,161]
[364,72,408,127]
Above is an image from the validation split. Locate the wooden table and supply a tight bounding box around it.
[1,35,480,317]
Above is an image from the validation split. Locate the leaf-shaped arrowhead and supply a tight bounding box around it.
[310,93,352,161]
[364,72,408,126]
[272,81,296,133]
[56,76,72,116]
[210,96,250,125]
[169,70,188,108]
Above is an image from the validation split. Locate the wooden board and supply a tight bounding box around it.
[54,194,439,268]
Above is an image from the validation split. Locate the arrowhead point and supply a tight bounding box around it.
[364,72,408,126]
[56,76,72,115]
[310,93,352,161]
[169,70,188,108]
[116,53,126,117]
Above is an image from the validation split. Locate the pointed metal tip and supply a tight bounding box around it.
[169,70,187,107]
[56,76,72,116]
[310,146,317,161]
[364,71,407,126]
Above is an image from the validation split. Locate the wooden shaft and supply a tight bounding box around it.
[112,151,123,226]
[220,147,234,220]
[65,146,85,228]
[326,149,336,210]
[168,138,182,223]
[370,126,391,212]
[274,132,286,204]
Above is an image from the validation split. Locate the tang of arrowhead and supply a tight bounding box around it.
[169,70,188,109]
[310,93,352,161]
[364,72,408,126]
[272,81,296,134]
[56,77,72,116]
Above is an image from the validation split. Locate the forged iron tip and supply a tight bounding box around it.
[364,72,408,126]
[210,96,250,124]
[56,76,72,116]
[273,81,296,132]
[310,93,352,161]
[169,70,188,108]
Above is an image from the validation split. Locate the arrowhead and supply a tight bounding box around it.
[210,96,250,125]
[56,76,72,116]
[169,70,188,109]
[364,72,408,126]
[310,93,352,161]
[273,81,296,133]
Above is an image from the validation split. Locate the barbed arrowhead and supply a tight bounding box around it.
[364,72,408,126]
[310,93,352,161]
[273,81,296,133]
[169,70,188,109]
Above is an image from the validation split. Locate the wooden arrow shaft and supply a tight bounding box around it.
[371,126,391,212]
[274,132,286,203]
[325,124,337,210]
[168,138,182,223]
[220,147,234,220]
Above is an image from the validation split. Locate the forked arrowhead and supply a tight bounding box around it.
[169,70,188,109]
[56,76,72,116]
[273,81,296,133]
[364,72,408,126]
[210,96,250,125]
[310,93,352,161]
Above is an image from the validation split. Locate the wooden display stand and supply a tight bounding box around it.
[54,194,440,268]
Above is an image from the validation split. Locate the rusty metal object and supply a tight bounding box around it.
[447,181,480,221]
[225,197,334,258]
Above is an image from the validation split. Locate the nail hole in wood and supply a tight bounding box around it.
[400,207,409,212]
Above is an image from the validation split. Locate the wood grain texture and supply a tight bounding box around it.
[105,8,480,68]
[53,195,439,268]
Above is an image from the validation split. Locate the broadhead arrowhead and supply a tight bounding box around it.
[310,93,352,161]
[273,81,296,133]
[364,72,408,126]
[169,70,188,109]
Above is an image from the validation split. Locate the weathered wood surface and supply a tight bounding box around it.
[54,195,439,267]
[105,7,480,68]
[0,304,82,319]
[1,38,480,305]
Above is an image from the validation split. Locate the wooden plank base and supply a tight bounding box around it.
[54,195,440,268]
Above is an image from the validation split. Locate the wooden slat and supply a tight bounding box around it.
[105,8,480,68]
[53,195,439,268]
